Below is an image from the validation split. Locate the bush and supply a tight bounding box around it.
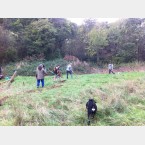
[3,59,69,76]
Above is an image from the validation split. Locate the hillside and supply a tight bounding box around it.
[0,72,145,126]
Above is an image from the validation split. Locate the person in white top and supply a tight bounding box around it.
[66,63,73,79]
[108,63,115,74]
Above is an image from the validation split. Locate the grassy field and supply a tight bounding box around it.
[0,72,145,126]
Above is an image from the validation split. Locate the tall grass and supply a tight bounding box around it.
[2,59,94,76]
[3,59,68,76]
[0,72,145,126]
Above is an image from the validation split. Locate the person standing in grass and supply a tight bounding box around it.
[53,65,60,81]
[66,63,73,79]
[108,63,115,74]
[36,64,47,88]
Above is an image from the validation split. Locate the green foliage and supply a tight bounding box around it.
[0,26,16,63]
[1,18,145,64]
[115,43,136,63]
[4,59,68,76]
[87,26,108,63]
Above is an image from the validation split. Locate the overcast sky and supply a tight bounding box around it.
[67,18,120,25]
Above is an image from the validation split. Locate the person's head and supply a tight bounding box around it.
[69,63,72,66]
[39,64,43,67]
[56,65,60,69]
[38,64,43,70]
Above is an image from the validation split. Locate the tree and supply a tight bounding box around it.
[87,26,108,63]
[0,26,17,63]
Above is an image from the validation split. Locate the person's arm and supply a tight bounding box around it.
[70,66,73,72]
[36,69,38,78]
[43,68,48,75]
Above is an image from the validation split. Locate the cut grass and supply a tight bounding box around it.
[0,72,145,126]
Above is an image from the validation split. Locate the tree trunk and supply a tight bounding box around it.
[7,71,17,88]
[96,53,99,64]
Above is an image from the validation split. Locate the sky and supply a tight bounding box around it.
[67,18,120,25]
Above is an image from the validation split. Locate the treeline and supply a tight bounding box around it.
[0,18,145,64]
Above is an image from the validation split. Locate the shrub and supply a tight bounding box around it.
[3,59,68,76]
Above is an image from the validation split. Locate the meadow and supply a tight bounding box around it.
[0,71,145,126]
